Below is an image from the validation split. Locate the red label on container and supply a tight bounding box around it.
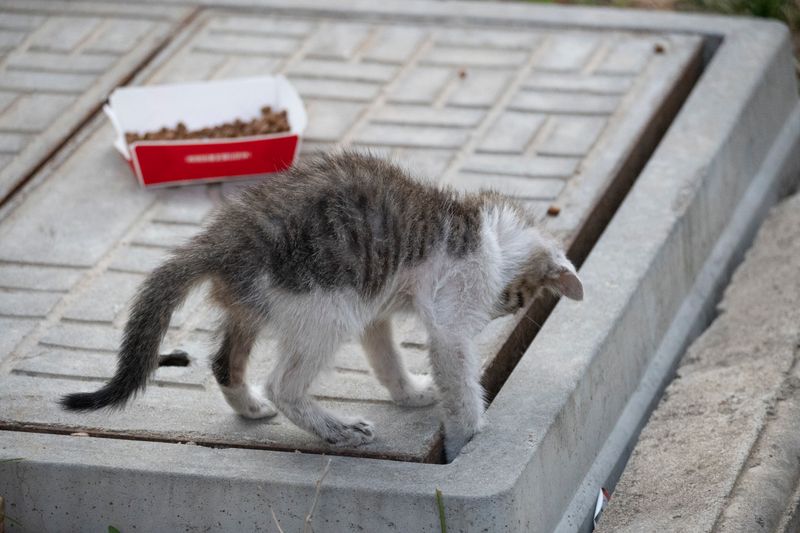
[130,134,299,187]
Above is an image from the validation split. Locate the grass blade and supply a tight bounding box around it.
[435,488,447,533]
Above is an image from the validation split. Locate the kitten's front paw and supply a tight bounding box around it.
[221,384,278,419]
[393,374,438,407]
[324,417,375,447]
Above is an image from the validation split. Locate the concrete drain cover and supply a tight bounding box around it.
[0,2,190,202]
[0,10,700,463]
[1,2,798,531]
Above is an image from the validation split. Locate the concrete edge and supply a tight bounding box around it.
[778,479,800,532]
[136,0,789,38]
[558,102,800,533]
[1,0,191,20]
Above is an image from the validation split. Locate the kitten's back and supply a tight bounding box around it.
[208,152,483,297]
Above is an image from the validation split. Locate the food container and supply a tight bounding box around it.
[104,75,307,187]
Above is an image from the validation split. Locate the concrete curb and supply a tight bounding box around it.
[563,103,800,533]
[596,189,800,532]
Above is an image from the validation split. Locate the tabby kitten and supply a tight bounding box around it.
[61,151,582,460]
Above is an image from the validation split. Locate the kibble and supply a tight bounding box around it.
[546,205,561,217]
[125,106,290,144]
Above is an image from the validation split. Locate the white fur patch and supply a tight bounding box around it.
[220,384,278,419]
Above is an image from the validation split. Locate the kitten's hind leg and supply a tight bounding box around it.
[212,315,277,419]
[266,340,374,447]
[361,320,437,407]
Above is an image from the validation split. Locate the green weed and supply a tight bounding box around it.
[686,0,798,25]
[435,488,447,533]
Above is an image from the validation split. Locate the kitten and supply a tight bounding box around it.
[61,151,582,460]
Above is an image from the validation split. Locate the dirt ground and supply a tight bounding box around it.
[597,190,800,532]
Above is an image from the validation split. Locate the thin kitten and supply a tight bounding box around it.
[61,151,582,460]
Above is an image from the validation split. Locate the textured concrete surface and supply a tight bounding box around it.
[0,1,190,202]
[0,1,798,531]
[0,7,701,462]
[597,191,800,533]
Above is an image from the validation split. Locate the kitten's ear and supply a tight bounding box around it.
[554,269,583,301]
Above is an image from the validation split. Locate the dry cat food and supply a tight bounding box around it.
[125,106,290,144]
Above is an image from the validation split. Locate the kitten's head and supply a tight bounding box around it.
[493,231,583,318]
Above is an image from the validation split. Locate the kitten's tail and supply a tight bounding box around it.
[60,248,207,411]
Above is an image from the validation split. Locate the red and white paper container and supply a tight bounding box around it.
[104,75,307,187]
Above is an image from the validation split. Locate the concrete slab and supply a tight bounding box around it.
[0,8,701,464]
[0,1,191,203]
[0,1,798,531]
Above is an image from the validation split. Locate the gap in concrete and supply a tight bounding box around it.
[481,37,706,406]
[0,5,199,209]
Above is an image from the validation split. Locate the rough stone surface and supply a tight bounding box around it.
[0,317,37,364]
[0,94,76,132]
[597,192,800,533]
[0,263,84,292]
